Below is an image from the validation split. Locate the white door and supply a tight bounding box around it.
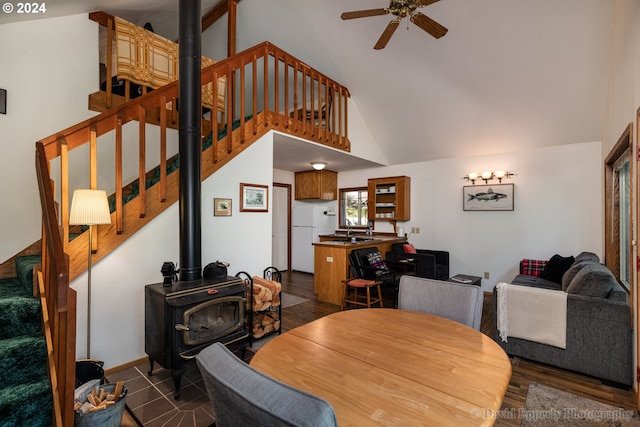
[272,184,289,271]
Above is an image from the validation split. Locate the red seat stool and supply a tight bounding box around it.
[341,278,383,310]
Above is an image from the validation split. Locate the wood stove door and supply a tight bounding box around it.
[176,296,245,346]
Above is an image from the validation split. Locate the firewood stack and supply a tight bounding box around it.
[74,381,125,414]
[250,276,282,338]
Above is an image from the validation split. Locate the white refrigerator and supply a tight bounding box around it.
[291,204,335,273]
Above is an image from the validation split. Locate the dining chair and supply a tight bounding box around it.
[196,342,338,427]
[398,275,483,330]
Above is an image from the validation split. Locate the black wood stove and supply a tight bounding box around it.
[144,276,248,398]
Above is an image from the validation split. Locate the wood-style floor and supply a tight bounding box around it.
[113,270,637,426]
[279,271,637,427]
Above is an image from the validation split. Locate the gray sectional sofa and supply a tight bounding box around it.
[492,252,632,386]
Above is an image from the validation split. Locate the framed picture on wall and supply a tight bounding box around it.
[463,184,514,211]
[240,183,268,212]
[214,198,232,216]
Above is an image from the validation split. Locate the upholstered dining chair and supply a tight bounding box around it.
[398,275,483,330]
[196,342,338,427]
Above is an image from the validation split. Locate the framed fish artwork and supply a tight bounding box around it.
[463,184,514,211]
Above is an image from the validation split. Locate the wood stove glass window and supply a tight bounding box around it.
[181,296,244,346]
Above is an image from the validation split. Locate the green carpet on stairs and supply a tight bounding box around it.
[0,255,50,427]
[0,380,52,427]
[0,297,42,340]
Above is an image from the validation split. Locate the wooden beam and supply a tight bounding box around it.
[202,0,243,32]
[228,0,237,56]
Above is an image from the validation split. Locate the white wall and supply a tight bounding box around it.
[0,15,98,262]
[339,141,603,291]
[72,135,275,368]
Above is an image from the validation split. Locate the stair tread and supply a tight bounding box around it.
[0,277,31,299]
[0,379,52,427]
[0,297,42,340]
[0,335,47,389]
[15,255,41,292]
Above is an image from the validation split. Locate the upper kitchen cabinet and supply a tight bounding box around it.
[295,170,337,200]
[368,176,411,221]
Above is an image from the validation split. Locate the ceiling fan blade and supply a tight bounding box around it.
[411,11,448,39]
[418,0,440,6]
[374,19,400,50]
[341,8,388,20]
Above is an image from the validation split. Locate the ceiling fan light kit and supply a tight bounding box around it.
[341,0,448,50]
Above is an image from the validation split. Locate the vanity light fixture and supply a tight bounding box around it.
[311,162,327,170]
[463,170,514,184]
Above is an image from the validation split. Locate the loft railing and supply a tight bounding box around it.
[35,19,351,424]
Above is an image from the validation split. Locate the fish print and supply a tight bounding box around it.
[468,188,507,202]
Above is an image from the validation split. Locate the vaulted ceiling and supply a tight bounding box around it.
[2,0,616,168]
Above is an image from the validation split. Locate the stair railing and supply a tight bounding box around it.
[35,144,76,427]
[35,37,351,425]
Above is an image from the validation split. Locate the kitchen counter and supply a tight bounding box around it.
[312,235,406,305]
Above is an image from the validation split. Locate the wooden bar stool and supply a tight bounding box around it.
[341,278,383,310]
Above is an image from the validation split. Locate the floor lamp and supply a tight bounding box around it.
[69,189,112,359]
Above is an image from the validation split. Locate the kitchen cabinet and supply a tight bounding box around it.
[368,176,411,221]
[295,170,337,200]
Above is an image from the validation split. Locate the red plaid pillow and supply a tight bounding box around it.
[520,259,547,276]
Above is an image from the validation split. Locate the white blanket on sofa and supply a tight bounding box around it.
[496,282,567,349]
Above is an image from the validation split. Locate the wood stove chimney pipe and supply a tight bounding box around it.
[178,0,202,282]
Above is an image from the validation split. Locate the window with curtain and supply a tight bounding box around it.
[339,187,368,228]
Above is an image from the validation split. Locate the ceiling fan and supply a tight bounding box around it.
[341,0,448,50]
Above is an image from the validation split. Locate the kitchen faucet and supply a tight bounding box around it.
[346,219,352,237]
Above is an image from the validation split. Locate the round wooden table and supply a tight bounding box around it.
[250,308,511,426]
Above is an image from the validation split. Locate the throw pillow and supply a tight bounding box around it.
[403,244,417,254]
[561,252,599,291]
[520,259,547,277]
[539,254,575,285]
[574,251,600,264]
[566,263,616,298]
[366,251,389,277]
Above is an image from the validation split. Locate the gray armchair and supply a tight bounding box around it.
[386,243,449,280]
[398,275,483,330]
[196,342,338,427]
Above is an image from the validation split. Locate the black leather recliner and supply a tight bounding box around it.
[386,243,450,281]
[349,247,400,308]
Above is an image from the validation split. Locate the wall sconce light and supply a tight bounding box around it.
[311,162,327,170]
[463,170,514,184]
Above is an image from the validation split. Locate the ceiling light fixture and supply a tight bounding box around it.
[311,162,327,170]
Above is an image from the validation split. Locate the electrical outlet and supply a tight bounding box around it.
[484,272,490,279]
[411,227,420,234]
[415,227,420,234]
[326,257,333,263]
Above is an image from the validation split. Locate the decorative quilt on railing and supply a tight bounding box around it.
[113,16,224,110]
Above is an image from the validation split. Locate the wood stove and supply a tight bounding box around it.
[145,276,248,399]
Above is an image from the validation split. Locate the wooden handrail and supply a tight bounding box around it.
[36,22,351,424]
[35,143,76,427]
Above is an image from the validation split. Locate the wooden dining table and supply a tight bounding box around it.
[250,308,512,426]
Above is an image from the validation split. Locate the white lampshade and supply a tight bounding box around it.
[481,171,493,179]
[69,189,112,226]
[494,170,506,179]
[311,162,327,170]
[467,172,478,180]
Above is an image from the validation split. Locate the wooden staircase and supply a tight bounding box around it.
[35,34,351,425]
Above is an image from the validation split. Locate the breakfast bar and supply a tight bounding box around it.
[312,235,406,305]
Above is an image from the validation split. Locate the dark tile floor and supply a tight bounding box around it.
[110,349,255,427]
